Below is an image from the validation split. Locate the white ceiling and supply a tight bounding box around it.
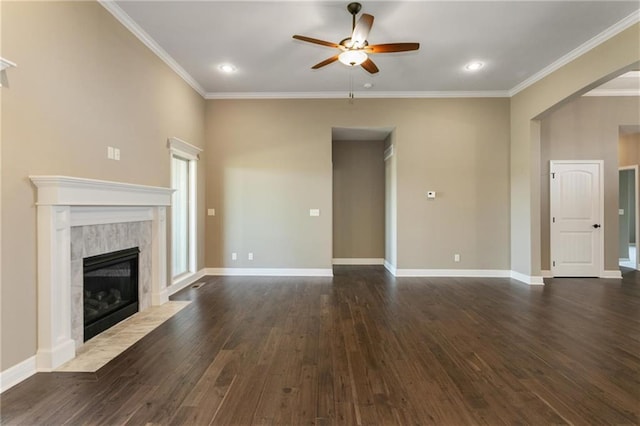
[108,1,640,98]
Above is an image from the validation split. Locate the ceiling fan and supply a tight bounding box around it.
[293,2,419,74]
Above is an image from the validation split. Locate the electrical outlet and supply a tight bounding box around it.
[231,252,237,261]
[208,209,215,216]
[248,252,253,260]
[309,209,320,217]
[454,254,460,262]
[114,148,120,161]
[107,146,114,159]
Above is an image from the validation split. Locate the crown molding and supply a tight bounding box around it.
[509,10,640,96]
[99,1,638,101]
[98,0,206,98]
[583,89,640,97]
[205,90,510,100]
[0,57,17,71]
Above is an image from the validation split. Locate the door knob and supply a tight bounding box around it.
[592,224,601,228]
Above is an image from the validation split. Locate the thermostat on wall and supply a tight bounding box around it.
[427,191,436,199]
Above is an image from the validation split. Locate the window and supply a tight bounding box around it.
[168,137,201,282]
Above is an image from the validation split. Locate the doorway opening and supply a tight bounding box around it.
[331,127,396,271]
[618,125,640,270]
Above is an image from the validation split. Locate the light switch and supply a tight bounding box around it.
[208,208,216,216]
[619,209,625,215]
[309,209,320,217]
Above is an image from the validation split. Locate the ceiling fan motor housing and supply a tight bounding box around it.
[347,3,362,16]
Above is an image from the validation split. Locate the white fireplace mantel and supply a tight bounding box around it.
[29,176,174,371]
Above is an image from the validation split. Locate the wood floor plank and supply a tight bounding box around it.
[2,267,639,424]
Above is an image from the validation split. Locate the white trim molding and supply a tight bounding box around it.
[509,10,640,96]
[204,268,333,277]
[537,270,621,280]
[168,269,207,296]
[384,260,397,275]
[168,137,203,161]
[205,90,510,100]
[98,1,205,97]
[0,357,36,394]
[29,175,173,207]
[332,258,385,265]
[583,89,640,97]
[510,270,545,286]
[0,57,17,71]
[168,139,200,285]
[29,176,173,371]
[602,270,623,279]
[395,269,511,278]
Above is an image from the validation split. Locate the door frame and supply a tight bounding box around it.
[619,165,639,269]
[550,160,604,277]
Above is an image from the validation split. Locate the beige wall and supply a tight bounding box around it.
[205,98,511,270]
[1,2,205,371]
[619,132,640,166]
[332,139,385,259]
[539,97,640,271]
[510,23,640,277]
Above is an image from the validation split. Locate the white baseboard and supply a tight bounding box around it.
[0,356,36,394]
[540,270,622,279]
[395,269,511,278]
[168,269,207,296]
[332,258,384,265]
[510,270,545,286]
[601,270,623,279]
[204,268,333,277]
[384,260,397,275]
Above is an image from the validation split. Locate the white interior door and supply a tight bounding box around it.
[550,161,603,277]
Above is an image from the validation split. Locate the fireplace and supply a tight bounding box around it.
[30,175,172,370]
[83,247,140,341]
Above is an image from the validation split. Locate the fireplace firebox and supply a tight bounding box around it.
[83,247,140,341]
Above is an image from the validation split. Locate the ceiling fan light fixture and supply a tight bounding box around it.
[339,50,368,67]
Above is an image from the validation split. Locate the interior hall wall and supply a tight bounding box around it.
[539,96,640,271]
[1,1,206,372]
[509,22,639,278]
[204,98,511,271]
[332,139,385,260]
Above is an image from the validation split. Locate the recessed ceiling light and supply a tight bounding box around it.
[218,64,237,73]
[465,61,485,71]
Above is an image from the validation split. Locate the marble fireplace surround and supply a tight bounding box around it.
[30,176,173,371]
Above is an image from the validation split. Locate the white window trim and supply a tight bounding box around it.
[168,137,202,284]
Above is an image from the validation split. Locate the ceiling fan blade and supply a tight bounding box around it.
[351,13,374,48]
[365,43,420,54]
[293,35,341,49]
[312,55,340,69]
[361,58,379,74]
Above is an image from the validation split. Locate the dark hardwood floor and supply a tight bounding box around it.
[2,266,639,425]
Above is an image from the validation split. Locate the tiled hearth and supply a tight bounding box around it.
[30,176,173,371]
